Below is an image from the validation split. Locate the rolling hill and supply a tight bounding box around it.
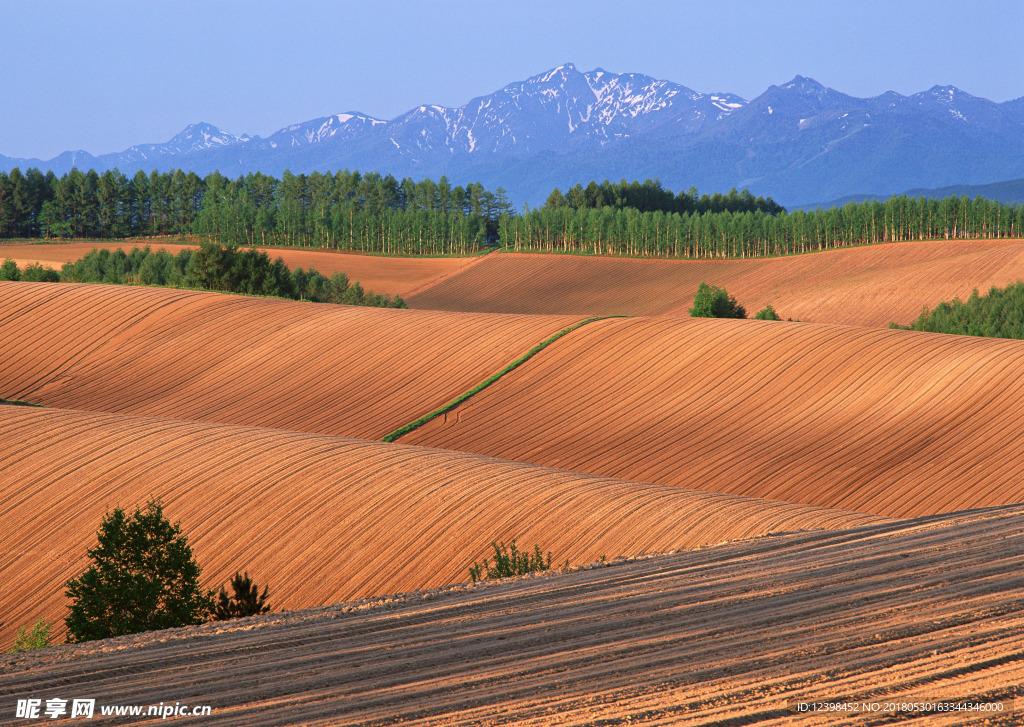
[0,405,882,650]
[406,239,1024,327]
[10,236,1024,328]
[0,281,577,439]
[0,240,484,299]
[401,315,1024,518]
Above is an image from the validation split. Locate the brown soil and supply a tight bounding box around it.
[3,237,1023,723]
[0,281,577,439]
[402,315,1024,518]
[0,405,882,651]
[0,240,482,297]
[2,505,1019,726]
[9,238,1024,327]
[406,240,1024,327]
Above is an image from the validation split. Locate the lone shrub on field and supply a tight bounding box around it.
[214,572,271,620]
[7,619,52,653]
[65,500,214,642]
[689,282,747,319]
[469,540,563,582]
[754,304,781,320]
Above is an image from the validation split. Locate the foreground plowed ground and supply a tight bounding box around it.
[403,316,1024,518]
[0,282,577,438]
[3,505,1020,726]
[0,405,882,649]
[0,241,483,298]
[407,240,1024,326]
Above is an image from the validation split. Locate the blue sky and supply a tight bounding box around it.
[2,0,1023,159]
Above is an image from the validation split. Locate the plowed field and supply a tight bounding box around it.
[0,241,482,297]
[0,405,883,650]
[3,505,1019,726]
[8,238,1024,327]
[402,316,1024,518]
[406,240,1024,326]
[0,281,577,439]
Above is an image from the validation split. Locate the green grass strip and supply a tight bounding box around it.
[382,316,615,443]
[0,397,41,407]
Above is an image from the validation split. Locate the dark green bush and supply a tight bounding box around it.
[754,304,781,320]
[0,258,60,282]
[0,258,20,281]
[214,572,271,620]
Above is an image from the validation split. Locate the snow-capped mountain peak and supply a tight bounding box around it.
[165,122,250,152]
[5,64,1024,211]
[264,112,385,149]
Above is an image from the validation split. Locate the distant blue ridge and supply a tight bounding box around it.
[4,64,1024,209]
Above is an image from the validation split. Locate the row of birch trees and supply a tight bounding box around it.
[2,167,1022,258]
[0,167,510,254]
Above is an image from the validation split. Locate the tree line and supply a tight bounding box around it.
[500,193,1024,258]
[2,243,407,308]
[0,167,512,254]
[3,167,1023,259]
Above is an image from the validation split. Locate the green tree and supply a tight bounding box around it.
[214,572,271,620]
[754,304,781,320]
[689,282,747,319]
[64,500,214,643]
[0,258,20,281]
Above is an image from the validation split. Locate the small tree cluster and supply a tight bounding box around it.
[689,282,747,319]
[469,540,562,582]
[754,304,781,321]
[1,258,59,283]
[65,501,214,642]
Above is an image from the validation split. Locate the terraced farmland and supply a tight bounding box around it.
[0,405,884,650]
[3,505,1019,726]
[0,240,482,297]
[407,239,1024,326]
[402,315,1024,518]
[0,281,577,439]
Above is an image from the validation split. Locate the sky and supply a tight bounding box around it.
[2,0,1023,160]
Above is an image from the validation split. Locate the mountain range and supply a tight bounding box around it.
[3,63,1024,208]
